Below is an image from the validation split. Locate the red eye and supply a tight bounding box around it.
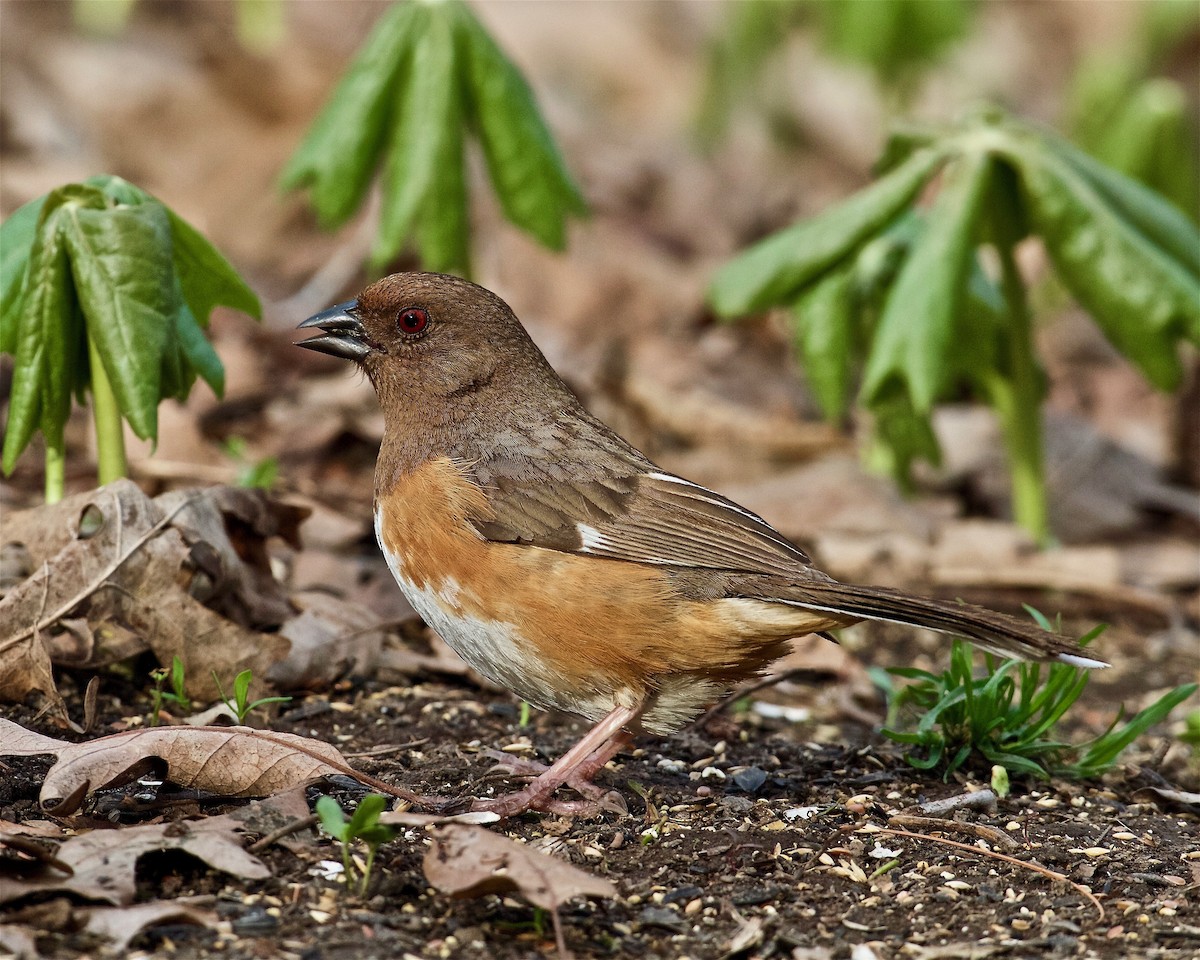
[397,306,429,336]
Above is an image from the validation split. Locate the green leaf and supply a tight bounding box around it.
[1040,130,1200,276]
[346,793,388,838]
[233,669,252,707]
[413,101,471,275]
[457,1,588,249]
[281,2,419,227]
[710,146,945,315]
[1007,140,1199,388]
[817,0,972,88]
[85,174,152,207]
[864,387,942,488]
[373,5,464,268]
[175,299,226,396]
[0,196,47,355]
[790,266,855,418]
[862,148,993,411]
[60,199,178,441]
[167,209,261,323]
[316,795,349,841]
[2,203,78,472]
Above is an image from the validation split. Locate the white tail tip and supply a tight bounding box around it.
[1058,653,1109,669]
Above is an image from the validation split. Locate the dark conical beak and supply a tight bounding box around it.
[296,300,370,361]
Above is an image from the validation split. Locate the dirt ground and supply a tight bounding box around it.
[2,648,1199,960]
[2,2,1199,959]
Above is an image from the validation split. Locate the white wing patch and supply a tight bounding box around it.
[576,523,605,551]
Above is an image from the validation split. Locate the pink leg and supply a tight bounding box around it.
[472,704,639,818]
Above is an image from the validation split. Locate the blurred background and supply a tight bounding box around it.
[2,0,1198,722]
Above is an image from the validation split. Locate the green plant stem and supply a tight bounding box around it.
[44,442,66,503]
[992,239,1048,546]
[87,336,127,484]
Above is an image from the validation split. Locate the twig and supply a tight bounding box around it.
[343,739,429,759]
[911,789,998,817]
[879,827,1104,920]
[248,814,318,853]
[887,814,1017,851]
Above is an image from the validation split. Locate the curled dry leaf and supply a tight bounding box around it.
[0,811,270,906]
[0,719,351,810]
[423,823,617,912]
[82,898,216,951]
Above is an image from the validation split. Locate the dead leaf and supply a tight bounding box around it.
[1131,786,1200,813]
[0,811,270,906]
[82,898,216,951]
[0,719,352,810]
[269,589,385,688]
[0,481,296,706]
[155,486,307,628]
[424,823,617,912]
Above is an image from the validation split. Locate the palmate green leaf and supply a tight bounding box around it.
[281,1,419,227]
[0,196,47,355]
[817,0,972,88]
[790,266,855,419]
[60,199,178,441]
[373,4,462,268]
[1039,131,1200,275]
[2,202,78,473]
[710,146,945,316]
[456,1,588,250]
[862,149,993,412]
[864,387,941,489]
[176,299,225,396]
[168,210,261,326]
[412,77,471,276]
[1008,141,1199,389]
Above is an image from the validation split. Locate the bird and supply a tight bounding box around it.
[297,272,1105,817]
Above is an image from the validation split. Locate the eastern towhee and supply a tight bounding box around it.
[298,272,1104,817]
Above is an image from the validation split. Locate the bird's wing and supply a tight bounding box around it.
[468,462,813,575]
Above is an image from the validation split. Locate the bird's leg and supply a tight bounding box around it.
[471,703,639,818]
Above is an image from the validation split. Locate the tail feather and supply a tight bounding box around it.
[764,581,1108,668]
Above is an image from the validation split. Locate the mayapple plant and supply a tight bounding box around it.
[282,0,588,277]
[0,175,260,502]
[711,107,1199,544]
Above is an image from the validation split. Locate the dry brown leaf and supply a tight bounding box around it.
[424,823,617,912]
[0,811,270,906]
[269,589,385,688]
[0,481,297,706]
[82,898,216,951]
[155,486,307,629]
[0,719,351,810]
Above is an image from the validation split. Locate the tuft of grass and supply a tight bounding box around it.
[212,668,292,724]
[148,655,191,724]
[873,612,1197,780]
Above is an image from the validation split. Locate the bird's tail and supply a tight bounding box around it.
[764,580,1108,668]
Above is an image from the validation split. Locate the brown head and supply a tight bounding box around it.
[297,272,588,480]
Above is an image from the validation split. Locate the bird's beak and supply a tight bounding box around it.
[296,300,370,361]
